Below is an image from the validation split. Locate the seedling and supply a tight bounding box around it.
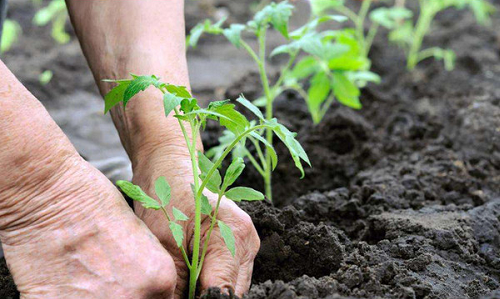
[188,1,377,199]
[1,19,21,53]
[104,74,309,298]
[33,0,70,44]
[386,0,495,70]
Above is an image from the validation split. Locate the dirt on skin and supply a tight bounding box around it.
[1,0,500,299]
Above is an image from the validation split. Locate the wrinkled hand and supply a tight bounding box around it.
[132,148,260,298]
[1,156,178,299]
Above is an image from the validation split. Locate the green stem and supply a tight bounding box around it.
[196,192,224,278]
[407,4,435,70]
[250,136,267,169]
[196,125,269,201]
[240,30,274,200]
[258,29,274,201]
[188,121,202,299]
[357,0,372,55]
[244,150,266,177]
[364,23,379,57]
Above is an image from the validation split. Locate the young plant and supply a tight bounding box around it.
[1,19,21,53]
[188,1,375,199]
[310,0,413,60]
[104,74,309,299]
[33,0,70,44]
[386,0,495,70]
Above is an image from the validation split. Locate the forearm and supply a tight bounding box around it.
[66,0,199,168]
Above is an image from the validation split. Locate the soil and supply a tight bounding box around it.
[1,0,500,299]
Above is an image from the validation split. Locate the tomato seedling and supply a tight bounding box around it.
[104,74,309,299]
[1,19,21,53]
[188,1,376,199]
[386,0,495,70]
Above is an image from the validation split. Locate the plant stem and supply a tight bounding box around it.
[240,30,274,200]
[244,150,266,177]
[258,28,274,201]
[196,192,224,278]
[188,121,202,299]
[407,4,435,70]
[196,125,269,201]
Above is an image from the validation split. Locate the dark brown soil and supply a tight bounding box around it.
[1,0,500,299]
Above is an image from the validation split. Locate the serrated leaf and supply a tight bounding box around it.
[218,220,236,256]
[223,158,245,189]
[163,93,182,117]
[201,194,213,215]
[225,187,265,202]
[104,81,131,113]
[249,132,278,170]
[117,180,161,210]
[333,72,361,109]
[308,71,331,119]
[236,95,264,120]
[169,221,184,247]
[290,56,320,80]
[270,1,294,38]
[155,176,171,207]
[164,84,192,98]
[172,207,189,221]
[266,120,310,177]
[123,75,162,107]
[198,151,222,193]
[223,24,246,48]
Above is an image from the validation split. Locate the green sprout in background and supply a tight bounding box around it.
[387,0,495,70]
[188,1,377,199]
[104,74,309,299]
[33,0,70,44]
[1,19,21,53]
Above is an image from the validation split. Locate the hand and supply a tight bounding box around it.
[0,155,178,299]
[132,146,260,298]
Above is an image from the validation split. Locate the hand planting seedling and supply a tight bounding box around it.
[33,0,70,44]
[385,0,495,70]
[188,1,376,199]
[104,74,309,298]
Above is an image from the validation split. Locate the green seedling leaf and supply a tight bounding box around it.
[209,103,249,135]
[236,95,264,120]
[225,187,265,202]
[223,157,245,189]
[201,193,213,215]
[266,119,310,177]
[180,98,198,113]
[163,93,183,116]
[270,1,294,38]
[188,18,226,48]
[155,176,171,207]
[117,180,161,210]
[39,70,53,85]
[172,207,189,221]
[218,220,236,256]
[249,132,278,170]
[164,84,192,98]
[308,71,331,119]
[310,0,345,16]
[290,56,320,80]
[169,221,184,247]
[198,151,222,193]
[1,20,22,53]
[104,80,131,113]
[123,75,162,107]
[223,24,246,48]
[370,7,413,29]
[333,72,361,109]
